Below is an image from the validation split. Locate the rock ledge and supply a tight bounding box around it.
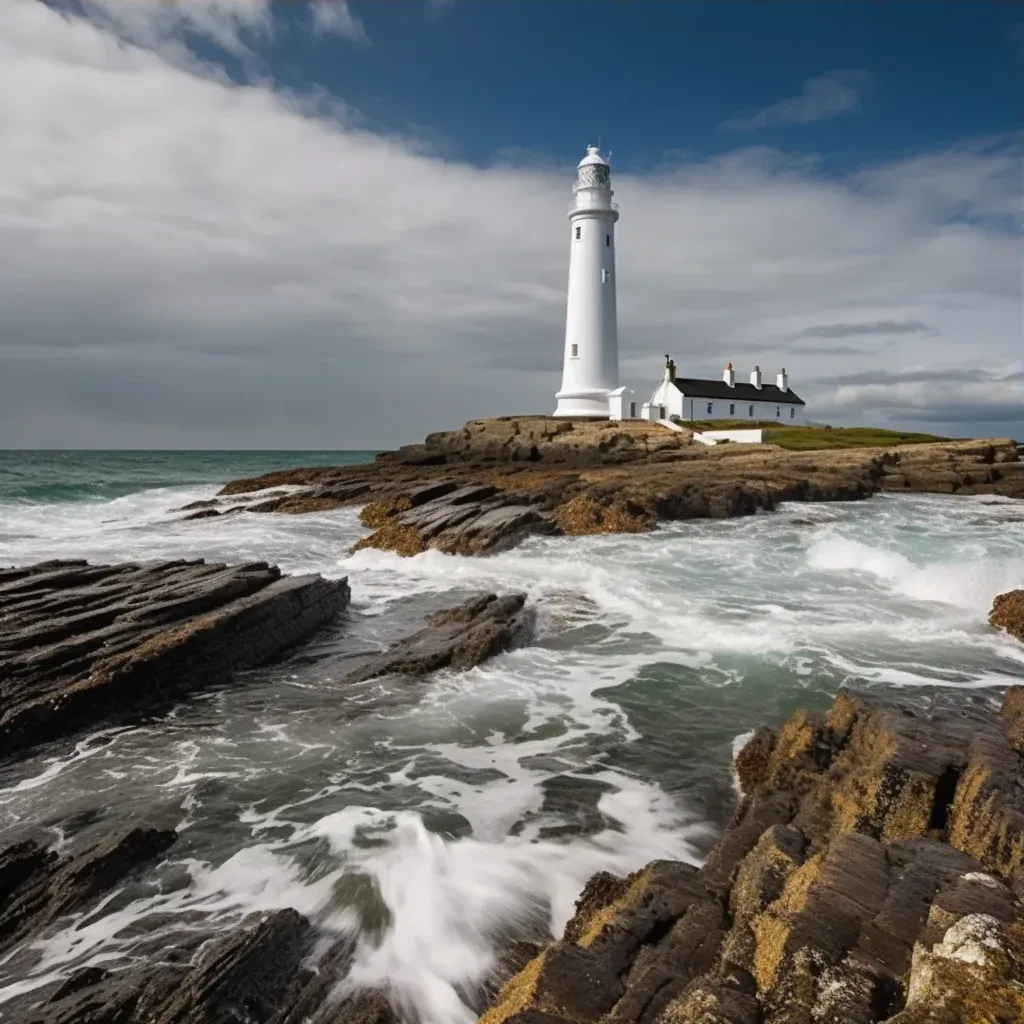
[0,559,350,761]
[479,686,1024,1024]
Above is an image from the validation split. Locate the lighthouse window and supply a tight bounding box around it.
[606,234,610,247]
[571,344,578,357]
[574,226,581,240]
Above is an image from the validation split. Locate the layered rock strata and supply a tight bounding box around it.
[0,559,349,761]
[342,591,534,683]
[479,686,1024,1024]
[198,419,1023,557]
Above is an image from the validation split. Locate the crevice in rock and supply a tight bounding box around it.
[870,974,904,1020]
[632,914,679,959]
[928,764,963,832]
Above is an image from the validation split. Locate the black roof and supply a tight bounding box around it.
[670,377,805,405]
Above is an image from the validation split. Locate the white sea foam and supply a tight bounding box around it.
[0,485,1022,1021]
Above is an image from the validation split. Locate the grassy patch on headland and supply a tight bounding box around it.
[763,426,949,450]
[685,420,950,450]
[687,419,782,431]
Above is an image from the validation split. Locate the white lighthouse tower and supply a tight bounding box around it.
[553,145,620,418]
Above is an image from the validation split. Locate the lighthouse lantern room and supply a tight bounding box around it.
[553,145,620,418]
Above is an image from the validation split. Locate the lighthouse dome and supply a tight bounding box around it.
[574,145,611,191]
[577,145,609,168]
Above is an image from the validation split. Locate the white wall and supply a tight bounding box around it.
[554,206,619,417]
[647,378,683,419]
[699,429,764,443]
[677,395,804,424]
[607,388,635,421]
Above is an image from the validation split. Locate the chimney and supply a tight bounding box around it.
[751,365,762,389]
[777,368,788,392]
[723,362,735,387]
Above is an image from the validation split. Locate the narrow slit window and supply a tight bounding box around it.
[776,407,781,417]
[571,343,578,357]
[707,402,713,414]
[606,234,610,247]
[730,403,735,416]
[790,407,795,419]
[574,225,581,240]
[748,405,754,416]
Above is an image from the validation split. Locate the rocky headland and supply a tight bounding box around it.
[191,417,1023,557]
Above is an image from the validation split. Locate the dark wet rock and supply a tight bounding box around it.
[342,592,533,683]
[0,559,350,760]
[183,507,223,520]
[25,907,319,1024]
[0,827,177,957]
[480,687,1024,1024]
[351,485,559,558]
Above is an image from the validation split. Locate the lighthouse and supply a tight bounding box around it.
[553,145,620,418]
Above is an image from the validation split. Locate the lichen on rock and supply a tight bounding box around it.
[474,687,1024,1024]
[989,588,1024,643]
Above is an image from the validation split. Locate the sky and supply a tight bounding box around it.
[1,0,1021,449]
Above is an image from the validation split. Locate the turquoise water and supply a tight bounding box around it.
[0,450,376,504]
[0,451,1023,1022]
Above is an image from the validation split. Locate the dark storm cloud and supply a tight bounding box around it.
[812,367,1008,389]
[797,321,934,339]
[894,402,1024,424]
[788,343,878,356]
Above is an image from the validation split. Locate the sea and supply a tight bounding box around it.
[1,450,1023,1023]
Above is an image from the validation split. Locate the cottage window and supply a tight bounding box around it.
[571,344,578,357]
[730,404,735,416]
[707,402,713,414]
[575,225,581,240]
[748,405,754,416]
[776,407,780,417]
[790,407,795,419]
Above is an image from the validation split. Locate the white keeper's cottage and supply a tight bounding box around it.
[644,357,806,424]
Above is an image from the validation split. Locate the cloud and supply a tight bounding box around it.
[71,0,274,58]
[808,364,1023,437]
[814,367,1017,389]
[1,1,1021,447]
[897,402,1023,425]
[721,70,869,132]
[796,320,934,339]
[788,344,878,357]
[310,1,367,43]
